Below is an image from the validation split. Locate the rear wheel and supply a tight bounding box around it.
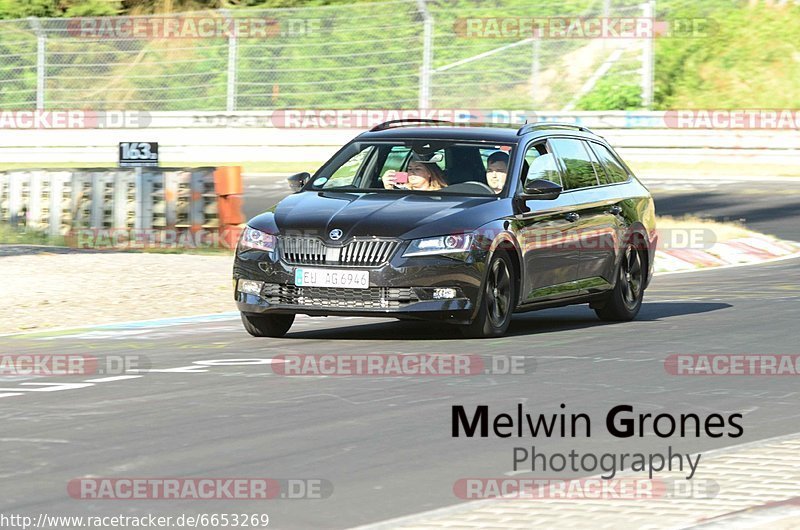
[241,313,295,338]
[593,242,645,321]
[461,252,516,338]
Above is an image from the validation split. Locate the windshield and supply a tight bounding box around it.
[308,140,514,196]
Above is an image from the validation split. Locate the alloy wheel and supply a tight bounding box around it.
[486,257,512,328]
[619,246,643,309]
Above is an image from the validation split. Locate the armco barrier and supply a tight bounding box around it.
[2,119,799,166]
[0,166,243,247]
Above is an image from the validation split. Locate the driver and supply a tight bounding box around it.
[382,157,448,191]
[485,151,509,194]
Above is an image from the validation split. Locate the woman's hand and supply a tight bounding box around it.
[381,170,397,189]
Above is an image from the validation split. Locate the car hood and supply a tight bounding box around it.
[249,191,507,241]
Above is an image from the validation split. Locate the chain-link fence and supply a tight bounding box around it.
[425,1,651,111]
[0,0,654,112]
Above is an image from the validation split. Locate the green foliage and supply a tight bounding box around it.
[0,224,66,246]
[64,0,123,17]
[0,0,121,18]
[0,0,59,18]
[576,76,641,110]
[655,4,800,109]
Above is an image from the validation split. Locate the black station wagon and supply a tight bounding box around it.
[233,120,657,338]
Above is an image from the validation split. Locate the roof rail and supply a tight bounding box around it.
[517,122,594,136]
[369,119,453,132]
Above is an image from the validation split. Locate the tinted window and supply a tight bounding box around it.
[523,143,562,187]
[584,142,607,184]
[524,144,541,168]
[328,146,375,187]
[590,143,629,184]
[311,141,514,196]
[382,146,412,173]
[550,138,599,190]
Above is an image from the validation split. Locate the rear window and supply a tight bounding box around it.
[590,143,630,184]
[550,138,600,190]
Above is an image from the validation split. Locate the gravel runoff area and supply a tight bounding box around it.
[0,249,235,333]
[0,219,797,334]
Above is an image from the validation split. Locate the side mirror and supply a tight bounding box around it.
[522,178,562,200]
[287,172,311,192]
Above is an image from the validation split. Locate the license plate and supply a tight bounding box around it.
[294,268,369,289]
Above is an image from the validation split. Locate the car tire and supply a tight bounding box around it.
[593,241,645,322]
[461,251,516,338]
[241,313,295,338]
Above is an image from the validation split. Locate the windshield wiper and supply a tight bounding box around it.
[319,185,361,191]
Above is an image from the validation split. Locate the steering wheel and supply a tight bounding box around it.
[444,181,497,194]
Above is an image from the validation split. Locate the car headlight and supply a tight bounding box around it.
[238,226,276,252]
[403,234,472,257]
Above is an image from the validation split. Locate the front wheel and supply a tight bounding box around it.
[241,313,295,338]
[461,252,516,338]
[593,243,645,322]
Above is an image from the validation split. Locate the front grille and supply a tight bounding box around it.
[261,284,418,309]
[281,236,326,264]
[280,237,398,267]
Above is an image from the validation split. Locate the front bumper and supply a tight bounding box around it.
[233,245,486,323]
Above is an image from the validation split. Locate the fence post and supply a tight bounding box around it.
[28,17,46,110]
[416,0,433,110]
[223,10,238,112]
[530,37,540,107]
[641,0,656,109]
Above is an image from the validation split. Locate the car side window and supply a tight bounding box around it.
[326,146,375,187]
[523,142,561,186]
[589,142,630,184]
[550,138,600,190]
[584,141,609,184]
[382,146,412,173]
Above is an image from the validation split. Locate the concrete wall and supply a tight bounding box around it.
[0,111,797,165]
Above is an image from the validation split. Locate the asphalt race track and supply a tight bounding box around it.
[650,177,800,241]
[0,175,798,529]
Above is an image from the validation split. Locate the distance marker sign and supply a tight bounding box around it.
[119,142,158,167]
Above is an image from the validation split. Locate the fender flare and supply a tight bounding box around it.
[486,230,525,308]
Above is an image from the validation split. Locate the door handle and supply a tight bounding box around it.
[608,205,622,215]
[564,212,580,222]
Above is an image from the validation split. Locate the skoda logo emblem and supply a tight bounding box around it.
[329,229,343,241]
